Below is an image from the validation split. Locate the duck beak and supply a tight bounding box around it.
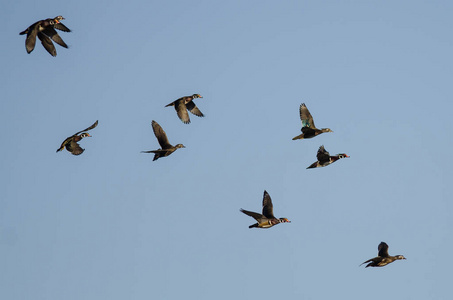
[86,133,92,137]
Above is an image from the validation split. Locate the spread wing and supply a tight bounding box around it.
[262,190,275,219]
[240,209,263,221]
[42,27,68,48]
[316,145,331,163]
[23,25,38,54]
[66,139,84,155]
[54,22,71,32]
[152,121,172,149]
[378,242,389,257]
[73,120,99,136]
[175,100,190,124]
[186,101,204,118]
[37,32,56,56]
[299,103,316,129]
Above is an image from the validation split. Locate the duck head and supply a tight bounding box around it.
[279,218,291,224]
[54,16,65,23]
[175,144,185,149]
[80,133,91,138]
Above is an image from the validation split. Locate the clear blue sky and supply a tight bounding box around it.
[1,1,452,299]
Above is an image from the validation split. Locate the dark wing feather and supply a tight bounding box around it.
[186,101,204,117]
[299,103,317,129]
[152,121,172,149]
[66,139,84,155]
[37,32,56,56]
[240,209,263,221]
[175,101,190,124]
[72,120,99,136]
[316,145,331,163]
[54,22,71,32]
[262,190,275,219]
[316,145,330,163]
[378,242,389,257]
[24,25,38,53]
[42,28,68,48]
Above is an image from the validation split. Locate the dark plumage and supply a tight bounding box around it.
[361,242,406,268]
[20,16,71,56]
[165,94,204,124]
[240,190,290,229]
[141,120,185,161]
[57,120,98,155]
[307,145,349,169]
[292,103,332,140]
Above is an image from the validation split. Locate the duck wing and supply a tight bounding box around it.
[186,101,204,117]
[262,190,275,219]
[299,103,316,129]
[66,139,84,156]
[378,242,390,257]
[72,120,99,136]
[54,22,71,32]
[316,145,331,163]
[22,24,39,54]
[37,32,56,56]
[152,121,172,149]
[42,27,68,48]
[175,100,190,124]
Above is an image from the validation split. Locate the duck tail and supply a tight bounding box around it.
[249,223,258,229]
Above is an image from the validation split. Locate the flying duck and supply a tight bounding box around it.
[361,242,406,268]
[165,94,204,124]
[20,16,71,56]
[307,145,349,169]
[240,190,290,229]
[292,103,332,140]
[57,120,98,155]
[141,120,185,161]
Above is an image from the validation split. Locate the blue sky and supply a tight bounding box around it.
[1,1,452,299]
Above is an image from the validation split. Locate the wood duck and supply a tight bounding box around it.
[240,190,290,229]
[165,94,204,124]
[57,120,98,155]
[292,103,332,140]
[361,242,406,268]
[20,16,71,56]
[141,120,185,161]
[307,145,349,169]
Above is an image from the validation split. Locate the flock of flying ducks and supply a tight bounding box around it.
[21,16,406,268]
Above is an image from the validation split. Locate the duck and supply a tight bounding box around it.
[165,94,204,124]
[141,120,185,161]
[57,120,98,155]
[361,242,406,268]
[240,190,290,229]
[292,103,332,140]
[20,16,71,56]
[307,145,349,169]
